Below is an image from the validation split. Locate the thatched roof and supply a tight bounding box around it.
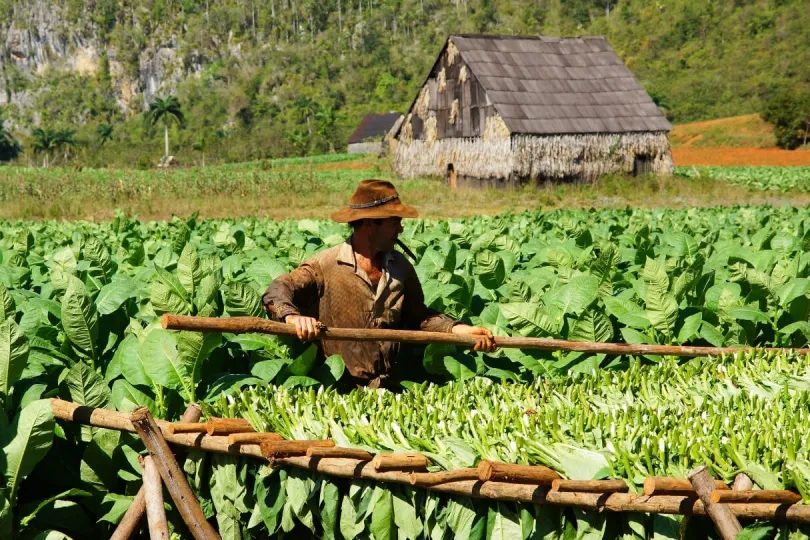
[420,34,671,135]
[348,113,402,144]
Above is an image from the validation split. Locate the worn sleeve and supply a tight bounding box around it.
[261,260,323,321]
[401,264,458,333]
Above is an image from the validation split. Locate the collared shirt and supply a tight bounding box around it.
[262,238,457,383]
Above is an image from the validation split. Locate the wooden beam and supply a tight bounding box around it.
[688,465,742,540]
[141,456,170,540]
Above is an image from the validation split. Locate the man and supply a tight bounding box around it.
[262,179,496,388]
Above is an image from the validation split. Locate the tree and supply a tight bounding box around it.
[291,96,318,135]
[96,123,114,146]
[145,96,185,159]
[192,135,207,167]
[761,85,810,149]
[32,128,59,167]
[55,128,77,162]
[0,116,20,162]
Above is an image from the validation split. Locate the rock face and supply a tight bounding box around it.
[0,1,198,115]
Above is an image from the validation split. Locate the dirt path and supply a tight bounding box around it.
[673,147,810,166]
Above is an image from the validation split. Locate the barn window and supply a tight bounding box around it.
[633,155,654,176]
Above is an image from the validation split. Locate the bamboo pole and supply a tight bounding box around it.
[141,456,170,540]
[109,488,146,540]
[478,461,560,484]
[712,491,803,505]
[688,465,742,540]
[306,447,374,460]
[162,315,810,358]
[409,468,481,487]
[50,400,810,524]
[551,479,629,493]
[228,432,284,446]
[130,408,220,540]
[643,476,729,495]
[372,453,430,472]
[111,403,202,539]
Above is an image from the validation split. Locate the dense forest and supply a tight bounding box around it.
[0,0,809,166]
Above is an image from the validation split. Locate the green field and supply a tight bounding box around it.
[1,204,810,537]
[3,155,810,221]
[676,166,810,192]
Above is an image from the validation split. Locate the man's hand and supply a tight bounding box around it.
[452,324,497,352]
[285,315,322,341]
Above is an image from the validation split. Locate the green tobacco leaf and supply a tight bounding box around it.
[499,303,562,338]
[251,359,287,383]
[281,376,319,390]
[313,355,345,386]
[727,306,769,323]
[2,399,54,502]
[288,344,318,376]
[553,443,611,480]
[64,361,112,409]
[777,278,810,307]
[643,259,678,336]
[112,379,157,415]
[151,279,190,316]
[177,331,222,403]
[61,277,99,360]
[340,491,365,539]
[392,489,422,540]
[446,497,476,540]
[95,279,136,315]
[487,503,522,540]
[320,479,340,540]
[141,329,184,393]
[569,307,613,343]
[473,251,506,290]
[224,282,263,317]
[0,285,15,321]
[0,319,28,407]
[736,523,775,540]
[255,470,286,535]
[117,334,153,388]
[98,493,134,524]
[677,312,703,344]
[177,244,202,298]
[544,274,599,316]
[603,296,651,329]
[154,265,189,302]
[371,486,395,540]
[443,355,477,381]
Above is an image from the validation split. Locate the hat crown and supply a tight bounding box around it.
[349,180,399,206]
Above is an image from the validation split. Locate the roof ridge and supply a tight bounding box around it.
[450,33,606,41]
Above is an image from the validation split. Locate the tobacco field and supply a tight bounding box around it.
[1,205,810,538]
[676,166,810,193]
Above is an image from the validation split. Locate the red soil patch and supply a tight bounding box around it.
[673,147,810,167]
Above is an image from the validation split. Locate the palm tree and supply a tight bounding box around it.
[96,123,114,146]
[32,128,59,168]
[145,96,184,159]
[55,128,77,162]
[0,117,21,162]
[291,96,318,135]
[192,135,207,167]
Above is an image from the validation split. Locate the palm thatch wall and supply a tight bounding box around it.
[394,128,674,183]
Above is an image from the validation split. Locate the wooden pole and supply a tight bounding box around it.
[371,453,430,472]
[551,479,629,493]
[130,407,220,540]
[688,465,742,540]
[162,315,810,358]
[206,418,254,436]
[712,490,803,505]
[260,439,335,458]
[478,461,560,484]
[409,468,481,487]
[109,488,146,540]
[167,422,208,434]
[110,403,201,540]
[306,446,374,460]
[643,476,729,495]
[141,456,170,540]
[228,432,284,446]
[732,473,754,491]
[51,400,810,524]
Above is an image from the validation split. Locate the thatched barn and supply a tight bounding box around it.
[393,35,674,186]
[348,112,403,154]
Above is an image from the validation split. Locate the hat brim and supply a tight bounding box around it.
[331,201,419,223]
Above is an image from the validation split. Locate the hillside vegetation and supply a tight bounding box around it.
[0,0,809,167]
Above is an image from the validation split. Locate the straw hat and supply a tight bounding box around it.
[331,179,419,223]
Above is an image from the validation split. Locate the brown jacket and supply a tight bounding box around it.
[262,239,457,385]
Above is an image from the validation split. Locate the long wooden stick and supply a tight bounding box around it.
[141,456,170,540]
[51,400,810,524]
[643,476,729,495]
[478,461,560,484]
[111,403,202,539]
[109,488,146,540]
[162,314,810,358]
[131,408,220,540]
[712,490,803,504]
[551,479,629,493]
[688,465,742,540]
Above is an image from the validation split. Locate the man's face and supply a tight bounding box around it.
[368,217,403,252]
